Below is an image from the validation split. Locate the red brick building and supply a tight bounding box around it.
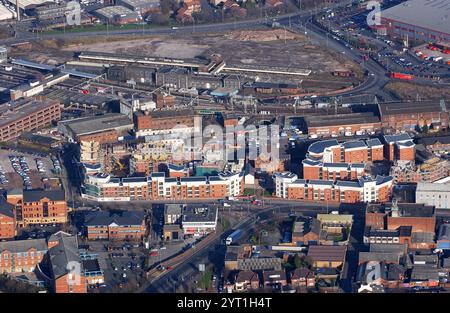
[0,197,16,240]
[383,133,415,161]
[378,101,449,132]
[84,211,146,241]
[0,99,61,142]
[7,189,68,227]
[46,231,87,293]
[0,238,47,273]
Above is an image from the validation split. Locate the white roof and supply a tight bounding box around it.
[382,0,450,36]
[5,0,53,10]
[417,182,450,192]
[0,4,15,20]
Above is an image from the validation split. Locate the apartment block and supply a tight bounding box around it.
[6,189,68,227]
[82,171,244,201]
[274,172,393,204]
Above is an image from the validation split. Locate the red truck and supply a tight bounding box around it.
[390,72,414,80]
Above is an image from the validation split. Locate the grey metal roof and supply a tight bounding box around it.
[307,139,339,154]
[164,204,183,215]
[85,211,145,227]
[381,0,450,36]
[151,172,165,178]
[23,189,65,203]
[308,179,334,186]
[182,207,217,223]
[367,138,383,147]
[323,162,349,168]
[48,232,81,279]
[383,133,412,144]
[122,177,147,183]
[12,59,55,71]
[343,140,367,150]
[180,177,207,183]
[0,196,14,218]
[168,163,186,171]
[0,238,47,254]
[336,180,360,188]
[59,113,133,137]
[302,159,322,166]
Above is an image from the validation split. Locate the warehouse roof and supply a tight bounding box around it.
[381,0,450,36]
[95,5,139,19]
[0,99,59,128]
[378,100,446,117]
[59,113,133,137]
[304,112,380,128]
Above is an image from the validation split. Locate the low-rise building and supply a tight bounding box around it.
[45,231,87,293]
[234,270,259,292]
[307,245,347,268]
[416,182,450,209]
[290,268,315,288]
[84,211,146,241]
[6,189,68,227]
[417,136,450,156]
[0,197,16,239]
[181,207,217,237]
[0,238,47,273]
[82,259,104,286]
[94,5,141,25]
[378,100,449,132]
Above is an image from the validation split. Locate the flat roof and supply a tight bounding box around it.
[417,182,450,192]
[0,99,59,128]
[381,0,450,36]
[95,5,139,19]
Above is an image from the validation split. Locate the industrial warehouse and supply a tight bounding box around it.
[380,0,450,44]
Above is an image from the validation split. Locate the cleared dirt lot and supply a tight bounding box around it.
[62,29,356,76]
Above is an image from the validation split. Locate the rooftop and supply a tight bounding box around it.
[59,113,133,137]
[0,99,59,128]
[22,189,65,203]
[304,112,380,128]
[307,245,347,262]
[0,238,47,254]
[307,139,339,154]
[378,100,446,117]
[416,182,450,193]
[381,0,450,36]
[84,211,145,227]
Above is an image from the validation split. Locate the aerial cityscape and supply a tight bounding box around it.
[0,0,449,300]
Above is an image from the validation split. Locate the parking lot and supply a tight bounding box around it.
[80,240,148,293]
[0,148,60,190]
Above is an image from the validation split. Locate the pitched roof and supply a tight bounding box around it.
[84,211,145,227]
[0,196,14,218]
[0,238,47,254]
[23,189,65,203]
[48,232,82,279]
[307,245,347,262]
